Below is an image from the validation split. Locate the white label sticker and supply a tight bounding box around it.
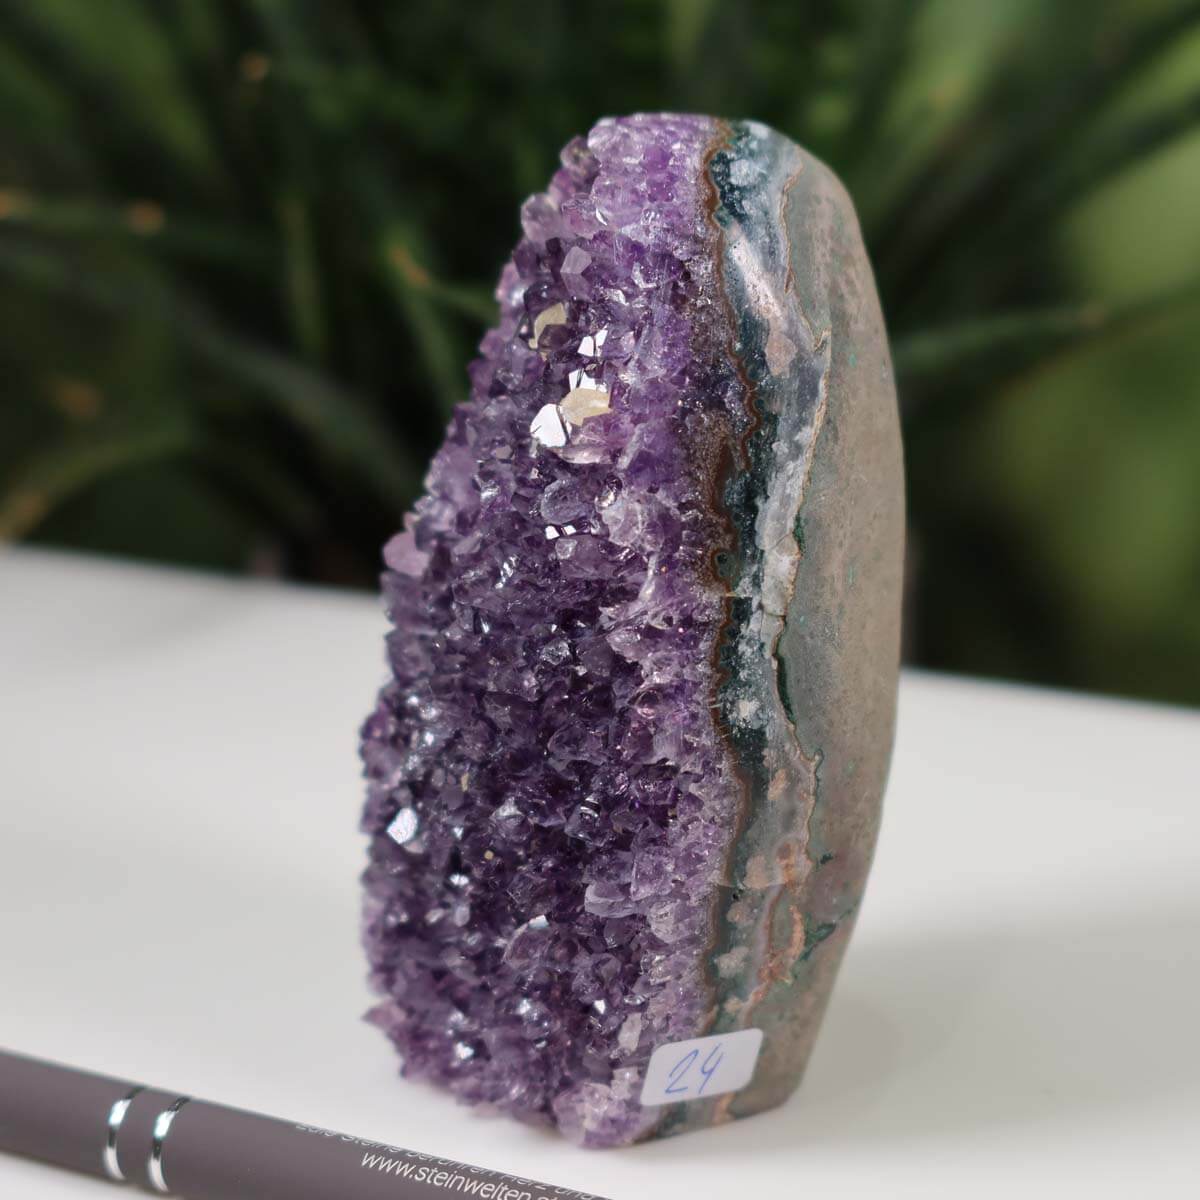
[639,1029,764,1106]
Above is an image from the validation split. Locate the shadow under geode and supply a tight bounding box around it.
[638,892,1200,1158]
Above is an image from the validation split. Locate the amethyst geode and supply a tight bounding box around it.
[360,114,903,1146]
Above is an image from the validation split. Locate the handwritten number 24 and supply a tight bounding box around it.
[665,1043,725,1098]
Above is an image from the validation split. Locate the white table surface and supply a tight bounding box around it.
[2,547,1198,1198]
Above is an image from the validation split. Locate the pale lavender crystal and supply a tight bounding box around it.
[360,114,747,1146]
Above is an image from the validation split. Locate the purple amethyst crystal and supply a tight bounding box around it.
[360,115,904,1146]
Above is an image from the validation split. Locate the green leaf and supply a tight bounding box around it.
[0,426,191,540]
[1004,84,1200,237]
[277,189,326,361]
[664,0,721,76]
[380,228,470,418]
[896,305,1104,380]
[843,0,930,157]
[0,237,420,509]
[879,1,1200,290]
[0,194,271,269]
[194,432,323,538]
[896,275,1200,415]
[0,1,223,198]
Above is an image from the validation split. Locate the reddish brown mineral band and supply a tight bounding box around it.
[0,1050,607,1200]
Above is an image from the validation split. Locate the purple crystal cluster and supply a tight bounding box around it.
[360,114,751,1145]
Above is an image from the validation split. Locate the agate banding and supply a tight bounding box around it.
[360,114,903,1147]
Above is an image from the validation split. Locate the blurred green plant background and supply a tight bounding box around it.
[2,0,1198,704]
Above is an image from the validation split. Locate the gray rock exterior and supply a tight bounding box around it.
[659,121,904,1138]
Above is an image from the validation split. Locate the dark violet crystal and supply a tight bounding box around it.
[360,114,904,1147]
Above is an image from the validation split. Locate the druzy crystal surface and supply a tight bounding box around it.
[361,114,904,1147]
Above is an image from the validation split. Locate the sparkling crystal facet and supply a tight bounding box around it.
[361,114,740,1148]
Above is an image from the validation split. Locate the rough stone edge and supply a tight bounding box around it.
[645,121,904,1141]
